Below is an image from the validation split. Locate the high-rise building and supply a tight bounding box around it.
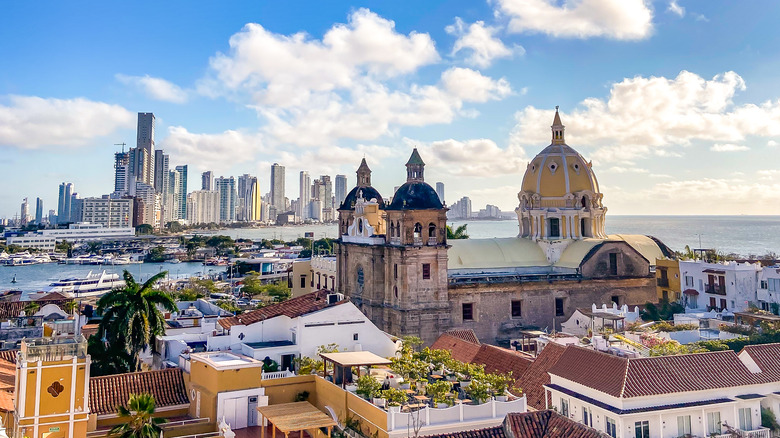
[215,176,236,223]
[174,165,187,220]
[335,174,347,209]
[166,168,181,222]
[134,182,161,228]
[270,163,285,214]
[57,182,74,224]
[320,175,333,220]
[70,193,83,223]
[153,150,169,194]
[113,151,130,196]
[20,198,29,226]
[79,197,134,228]
[201,171,213,191]
[35,198,43,225]
[436,182,445,204]
[237,174,260,221]
[47,209,56,225]
[129,113,155,188]
[187,190,220,225]
[311,179,325,222]
[137,112,155,150]
[449,196,472,219]
[299,171,311,220]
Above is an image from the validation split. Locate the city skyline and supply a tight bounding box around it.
[2,1,780,217]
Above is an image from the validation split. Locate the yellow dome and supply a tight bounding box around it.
[520,143,599,197]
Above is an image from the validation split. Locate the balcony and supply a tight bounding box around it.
[427,237,437,246]
[656,278,669,287]
[706,283,726,295]
[413,237,423,246]
[712,427,771,438]
[389,237,401,246]
[20,335,87,362]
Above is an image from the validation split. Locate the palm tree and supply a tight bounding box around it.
[87,334,137,376]
[63,300,78,316]
[23,301,40,315]
[109,393,167,438]
[97,270,176,365]
[446,224,469,240]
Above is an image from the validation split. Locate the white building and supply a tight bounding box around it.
[135,181,161,228]
[757,265,780,312]
[6,222,135,250]
[545,345,778,438]
[212,290,398,372]
[187,190,220,225]
[680,260,761,312]
[79,197,133,228]
[561,303,641,337]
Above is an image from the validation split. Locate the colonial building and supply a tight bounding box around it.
[337,109,674,345]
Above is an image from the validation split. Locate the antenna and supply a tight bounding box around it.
[114,142,126,153]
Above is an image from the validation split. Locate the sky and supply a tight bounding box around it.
[2,0,780,218]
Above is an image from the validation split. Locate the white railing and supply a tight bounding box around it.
[387,396,526,432]
[390,237,401,245]
[413,237,423,246]
[712,427,771,438]
[427,237,437,246]
[166,433,220,438]
[161,417,210,429]
[262,370,296,380]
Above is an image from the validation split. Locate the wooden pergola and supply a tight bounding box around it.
[319,351,392,388]
[258,402,337,438]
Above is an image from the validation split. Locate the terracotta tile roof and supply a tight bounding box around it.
[89,368,190,416]
[0,390,13,413]
[550,345,762,399]
[218,290,341,329]
[445,329,480,345]
[0,350,17,364]
[430,332,481,363]
[423,426,506,438]
[740,343,780,377]
[471,345,533,392]
[505,410,606,438]
[518,343,566,410]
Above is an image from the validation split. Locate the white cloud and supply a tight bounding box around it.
[638,178,780,214]
[510,71,780,163]
[711,143,749,152]
[441,68,512,102]
[0,95,134,149]
[667,1,685,17]
[410,137,527,177]
[649,173,673,178]
[694,13,709,22]
[768,140,778,147]
[606,166,649,173]
[446,18,519,68]
[497,0,654,40]
[115,74,188,103]
[161,126,263,171]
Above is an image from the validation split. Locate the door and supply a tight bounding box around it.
[223,397,249,429]
[281,354,295,372]
[248,396,258,427]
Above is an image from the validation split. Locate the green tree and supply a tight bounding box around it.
[87,334,137,376]
[446,224,469,240]
[86,240,103,255]
[264,282,291,302]
[146,246,167,262]
[176,288,205,301]
[97,271,176,365]
[165,221,183,233]
[63,300,79,315]
[136,224,154,235]
[640,299,684,321]
[55,240,73,257]
[240,271,265,297]
[215,299,241,314]
[108,393,167,438]
[23,301,40,315]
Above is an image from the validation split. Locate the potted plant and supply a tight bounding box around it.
[382,387,407,413]
[356,375,382,402]
[485,372,513,402]
[425,380,452,409]
[466,379,491,405]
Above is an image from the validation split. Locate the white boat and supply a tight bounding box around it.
[43,270,126,298]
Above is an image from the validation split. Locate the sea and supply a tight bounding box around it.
[2,215,779,292]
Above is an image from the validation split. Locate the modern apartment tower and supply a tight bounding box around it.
[201,171,213,190]
[34,198,43,225]
[335,174,347,209]
[154,150,170,194]
[129,113,155,188]
[435,182,445,204]
[113,151,131,196]
[174,165,187,220]
[215,176,237,223]
[57,182,74,224]
[299,171,311,220]
[20,198,29,226]
[270,163,285,216]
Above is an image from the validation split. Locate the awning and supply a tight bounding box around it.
[683,289,699,296]
[319,351,391,368]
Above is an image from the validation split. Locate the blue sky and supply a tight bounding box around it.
[2,0,780,218]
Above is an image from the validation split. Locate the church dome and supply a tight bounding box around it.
[520,108,600,198]
[387,181,443,210]
[340,186,384,211]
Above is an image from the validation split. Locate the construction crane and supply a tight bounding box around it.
[114,142,126,152]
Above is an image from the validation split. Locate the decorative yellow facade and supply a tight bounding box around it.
[14,336,90,438]
[655,258,682,302]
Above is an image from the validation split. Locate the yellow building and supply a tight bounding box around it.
[14,336,89,438]
[656,258,681,302]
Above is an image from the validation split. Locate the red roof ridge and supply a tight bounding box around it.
[89,368,189,416]
[218,290,341,329]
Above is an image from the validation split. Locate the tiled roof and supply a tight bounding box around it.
[518,343,567,410]
[89,368,190,416]
[0,390,13,412]
[0,299,72,319]
[218,290,341,329]
[741,343,780,377]
[550,345,761,398]
[446,329,480,345]
[430,332,481,363]
[471,345,533,392]
[0,350,17,364]
[423,426,506,438]
[505,410,606,438]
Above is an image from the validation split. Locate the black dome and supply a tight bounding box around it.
[338,186,384,211]
[387,181,443,210]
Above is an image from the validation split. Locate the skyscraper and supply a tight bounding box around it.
[35,198,43,225]
[20,198,29,226]
[270,163,285,215]
[201,171,213,191]
[137,112,155,150]
[153,150,169,194]
[215,176,237,223]
[245,177,261,222]
[299,171,311,220]
[320,175,333,221]
[174,165,187,220]
[57,182,74,224]
[113,151,130,196]
[335,174,347,209]
[129,113,155,187]
[435,182,445,204]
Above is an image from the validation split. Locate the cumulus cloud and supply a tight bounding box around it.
[446,18,519,67]
[161,126,264,171]
[510,71,780,163]
[711,143,749,152]
[667,1,685,17]
[497,0,654,40]
[441,68,512,102]
[606,166,649,173]
[639,178,780,214]
[410,137,527,177]
[115,74,188,103]
[0,95,134,149]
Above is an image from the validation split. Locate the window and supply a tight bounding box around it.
[394,264,398,279]
[721,298,727,310]
[300,275,307,289]
[511,300,522,318]
[548,218,560,238]
[560,398,569,417]
[769,279,780,291]
[555,298,565,316]
[353,333,359,341]
[609,253,618,275]
[611,295,620,306]
[582,407,592,427]
[605,417,617,438]
[634,420,649,438]
[739,407,753,431]
[677,415,691,436]
[422,263,431,280]
[462,303,474,321]
[707,412,721,435]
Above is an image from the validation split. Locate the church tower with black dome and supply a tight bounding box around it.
[336,149,451,344]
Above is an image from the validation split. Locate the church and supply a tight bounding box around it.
[335,109,673,345]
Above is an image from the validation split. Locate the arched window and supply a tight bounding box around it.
[358,218,363,234]
[413,223,422,239]
[428,223,436,238]
[389,222,395,237]
[581,196,588,209]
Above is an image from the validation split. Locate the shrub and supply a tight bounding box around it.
[356,375,382,400]
[381,387,408,406]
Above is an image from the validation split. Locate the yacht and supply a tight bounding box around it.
[43,270,125,297]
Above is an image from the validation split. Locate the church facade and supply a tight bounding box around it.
[336,110,673,345]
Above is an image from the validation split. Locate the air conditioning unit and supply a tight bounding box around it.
[327,293,344,304]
